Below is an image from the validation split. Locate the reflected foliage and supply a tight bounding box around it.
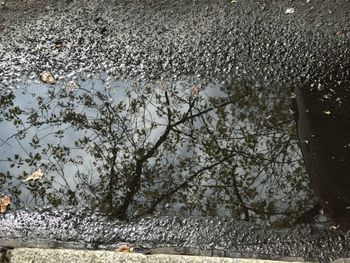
[0,77,316,226]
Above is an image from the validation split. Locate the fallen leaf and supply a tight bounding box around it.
[115,245,134,253]
[191,84,201,95]
[54,40,63,48]
[40,71,56,84]
[24,168,45,182]
[336,31,343,36]
[285,8,295,14]
[0,195,11,213]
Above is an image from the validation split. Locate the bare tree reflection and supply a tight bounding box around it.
[0,77,316,226]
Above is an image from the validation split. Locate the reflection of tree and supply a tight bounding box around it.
[0,79,316,226]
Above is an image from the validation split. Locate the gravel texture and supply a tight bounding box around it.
[0,0,349,89]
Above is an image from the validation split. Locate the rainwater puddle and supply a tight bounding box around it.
[0,74,320,228]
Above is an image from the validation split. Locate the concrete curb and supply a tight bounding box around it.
[3,248,312,263]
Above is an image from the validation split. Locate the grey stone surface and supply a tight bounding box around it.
[7,248,308,263]
[333,259,350,263]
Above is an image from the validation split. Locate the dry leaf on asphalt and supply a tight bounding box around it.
[0,195,11,213]
[115,245,134,253]
[23,168,45,182]
[285,8,295,14]
[40,71,56,84]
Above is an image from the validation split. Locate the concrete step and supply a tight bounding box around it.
[3,248,313,263]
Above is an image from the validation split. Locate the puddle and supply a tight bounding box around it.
[294,77,350,230]
[0,74,319,227]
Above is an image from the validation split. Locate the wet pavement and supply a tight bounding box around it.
[1,207,350,262]
[0,0,350,262]
[0,0,349,87]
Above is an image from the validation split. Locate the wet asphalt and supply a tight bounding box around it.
[0,0,349,88]
[1,208,350,262]
[0,0,350,262]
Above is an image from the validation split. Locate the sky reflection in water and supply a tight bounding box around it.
[0,75,315,227]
